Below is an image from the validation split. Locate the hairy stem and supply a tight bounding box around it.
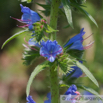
[50,64,59,103]
[49,0,61,40]
[49,0,60,103]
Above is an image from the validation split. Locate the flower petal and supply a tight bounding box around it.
[26,96,36,103]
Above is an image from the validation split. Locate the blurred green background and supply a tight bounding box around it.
[0,0,103,103]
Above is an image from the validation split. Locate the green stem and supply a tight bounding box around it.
[49,0,60,103]
[49,0,61,40]
[50,64,59,103]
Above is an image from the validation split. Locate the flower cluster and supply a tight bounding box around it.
[0,0,98,102]
[9,3,95,103]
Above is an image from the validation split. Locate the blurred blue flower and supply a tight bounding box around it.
[26,96,36,103]
[65,85,77,95]
[40,40,63,62]
[44,92,51,103]
[64,85,79,103]
[67,61,83,78]
[64,28,85,50]
[28,38,41,48]
[44,85,78,103]
[11,4,41,30]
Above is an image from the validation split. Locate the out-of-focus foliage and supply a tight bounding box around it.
[0,0,103,103]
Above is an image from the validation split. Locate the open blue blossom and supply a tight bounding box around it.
[40,40,63,62]
[66,61,83,78]
[64,28,94,51]
[44,92,51,103]
[64,28,85,50]
[11,4,41,30]
[26,95,36,103]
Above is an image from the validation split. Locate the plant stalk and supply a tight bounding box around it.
[49,0,61,40]
[50,64,59,103]
[49,0,60,103]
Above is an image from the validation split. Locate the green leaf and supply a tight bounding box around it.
[63,24,70,29]
[61,0,73,28]
[77,85,102,100]
[60,84,70,88]
[1,29,29,49]
[46,25,59,33]
[67,49,84,59]
[76,61,99,87]
[26,61,49,96]
[70,3,98,27]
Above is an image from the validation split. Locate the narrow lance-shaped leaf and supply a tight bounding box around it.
[70,3,98,27]
[1,29,29,49]
[26,61,49,96]
[61,0,73,28]
[76,61,99,87]
[77,85,102,100]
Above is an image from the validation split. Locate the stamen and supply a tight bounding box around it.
[30,47,38,51]
[82,33,93,41]
[83,41,94,50]
[23,38,38,51]
[17,24,29,28]
[74,91,81,101]
[10,16,31,23]
[75,91,80,95]
[24,37,29,44]
[10,16,23,22]
[52,47,63,55]
[22,44,29,48]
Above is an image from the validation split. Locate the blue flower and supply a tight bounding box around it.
[11,4,41,30]
[44,85,78,103]
[65,85,77,95]
[44,92,51,103]
[66,61,83,78]
[20,4,41,30]
[28,38,41,48]
[26,95,36,103]
[64,85,80,103]
[40,40,63,62]
[64,28,85,50]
